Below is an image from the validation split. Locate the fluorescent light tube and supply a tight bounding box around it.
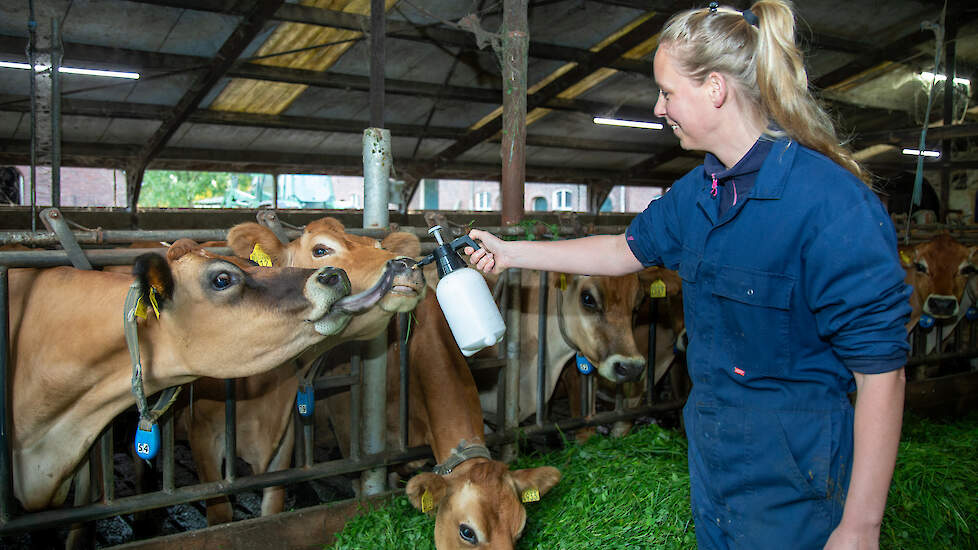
[902,148,941,158]
[593,117,663,130]
[920,71,970,86]
[0,60,139,79]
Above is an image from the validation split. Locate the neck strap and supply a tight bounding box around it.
[432,440,491,475]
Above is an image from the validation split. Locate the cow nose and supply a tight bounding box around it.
[317,266,350,291]
[926,296,958,318]
[614,361,643,381]
[390,257,417,272]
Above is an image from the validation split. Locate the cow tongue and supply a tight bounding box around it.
[331,264,395,314]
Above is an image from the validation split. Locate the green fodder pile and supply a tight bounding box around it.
[329,413,978,549]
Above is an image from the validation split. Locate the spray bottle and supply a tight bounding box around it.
[418,226,506,356]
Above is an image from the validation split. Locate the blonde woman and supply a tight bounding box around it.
[465,2,908,549]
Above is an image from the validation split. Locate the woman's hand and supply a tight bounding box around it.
[464,229,509,274]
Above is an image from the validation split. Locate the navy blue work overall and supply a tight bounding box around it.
[626,139,910,549]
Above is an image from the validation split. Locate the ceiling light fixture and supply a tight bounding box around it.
[902,148,941,158]
[0,60,140,79]
[919,71,970,86]
[593,116,663,130]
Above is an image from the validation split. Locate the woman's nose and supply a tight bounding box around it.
[653,95,666,118]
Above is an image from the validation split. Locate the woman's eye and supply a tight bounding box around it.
[313,246,332,257]
[459,524,477,544]
[581,290,598,310]
[212,272,234,290]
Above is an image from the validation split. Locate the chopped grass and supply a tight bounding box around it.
[328,413,978,550]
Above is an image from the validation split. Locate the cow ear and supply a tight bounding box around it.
[638,267,682,296]
[227,223,287,265]
[898,246,915,269]
[133,251,174,304]
[405,473,448,514]
[320,217,346,233]
[382,231,421,258]
[510,466,561,500]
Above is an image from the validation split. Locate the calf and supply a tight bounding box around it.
[6,240,355,511]
[323,291,561,549]
[174,217,426,523]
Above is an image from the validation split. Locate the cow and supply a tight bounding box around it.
[473,268,673,425]
[899,232,978,331]
[6,239,363,513]
[172,217,426,524]
[320,290,561,549]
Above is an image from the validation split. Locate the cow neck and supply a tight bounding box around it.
[123,280,182,431]
[432,439,492,475]
[554,277,587,360]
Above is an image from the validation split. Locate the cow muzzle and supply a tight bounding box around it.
[599,355,645,383]
[924,294,959,319]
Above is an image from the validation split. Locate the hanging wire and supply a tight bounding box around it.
[905,0,948,245]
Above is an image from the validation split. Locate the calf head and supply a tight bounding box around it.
[228,218,425,340]
[407,461,560,550]
[556,268,679,384]
[133,239,353,378]
[900,233,978,320]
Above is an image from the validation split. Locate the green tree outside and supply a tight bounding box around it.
[139,171,261,208]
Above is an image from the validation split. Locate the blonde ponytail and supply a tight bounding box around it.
[658,0,864,181]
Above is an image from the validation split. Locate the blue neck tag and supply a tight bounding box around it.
[576,353,595,375]
[296,384,315,417]
[919,314,935,330]
[134,422,161,460]
[966,307,978,321]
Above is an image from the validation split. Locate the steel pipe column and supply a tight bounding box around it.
[361,127,391,495]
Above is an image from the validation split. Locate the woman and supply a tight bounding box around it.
[464,2,909,549]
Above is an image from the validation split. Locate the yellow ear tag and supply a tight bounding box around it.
[250,243,273,267]
[421,489,434,513]
[650,279,667,299]
[134,296,148,319]
[148,287,161,319]
[559,274,567,292]
[899,250,911,265]
[521,488,540,503]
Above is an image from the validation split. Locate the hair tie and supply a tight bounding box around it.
[742,8,759,27]
[708,2,718,14]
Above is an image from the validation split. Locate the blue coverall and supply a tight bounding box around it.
[626,138,911,549]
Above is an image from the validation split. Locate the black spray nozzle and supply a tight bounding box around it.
[418,225,479,278]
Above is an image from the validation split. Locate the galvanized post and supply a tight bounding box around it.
[161,412,174,493]
[398,312,410,451]
[536,270,547,426]
[646,299,658,404]
[500,0,528,227]
[224,379,236,482]
[50,17,62,209]
[99,425,113,502]
[501,268,521,462]
[0,266,11,522]
[361,127,391,495]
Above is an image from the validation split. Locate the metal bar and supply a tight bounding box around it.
[369,0,385,129]
[39,208,93,270]
[465,357,508,371]
[906,348,978,367]
[940,21,956,223]
[302,413,314,469]
[536,270,547,426]
[99,425,113,503]
[0,266,11,522]
[501,268,522,462]
[161,411,174,493]
[398,312,409,452]
[349,353,362,461]
[314,374,359,390]
[0,247,232,268]
[224,379,236,482]
[50,17,62,209]
[255,209,292,245]
[646,298,658,405]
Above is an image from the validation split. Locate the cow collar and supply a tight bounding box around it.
[432,440,491,475]
[554,278,594,369]
[123,281,182,459]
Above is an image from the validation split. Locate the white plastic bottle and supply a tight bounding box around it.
[419,226,505,356]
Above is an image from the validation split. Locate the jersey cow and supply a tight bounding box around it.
[899,232,978,330]
[173,217,425,524]
[320,291,561,549]
[7,240,357,512]
[475,268,674,424]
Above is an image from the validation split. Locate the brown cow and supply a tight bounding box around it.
[475,268,668,424]
[899,232,978,330]
[322,291,561,549]
[7,240,356,512]
[173,218,426,524]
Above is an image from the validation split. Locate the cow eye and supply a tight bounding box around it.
[914,262,928,274]
[580,290,598,310]
[458,524,478,544]
[312,245,333,257]
[211,272,235,290]
[962,265,977,276]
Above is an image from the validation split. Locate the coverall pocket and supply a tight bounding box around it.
[712,266,794,376]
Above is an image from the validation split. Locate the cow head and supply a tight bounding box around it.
[406,461,560,550]
[555,268,680,384]
[227,218,426,340]
[899,233,978,321]
[131,239,353,378]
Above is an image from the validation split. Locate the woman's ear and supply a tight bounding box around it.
[709,72,727,108]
